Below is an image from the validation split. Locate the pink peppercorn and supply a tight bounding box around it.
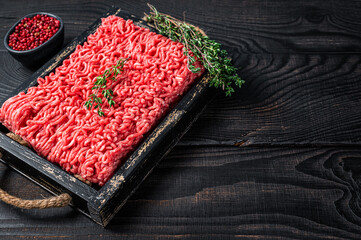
[8,14,60,51]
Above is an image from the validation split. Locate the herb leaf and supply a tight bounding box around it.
[144,4,244,96]
[85,58,128,116]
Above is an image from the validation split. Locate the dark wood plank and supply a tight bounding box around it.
[0,52,32,99]
[2,53,361,146]
[1,0,361,54]
[183,54,361,146]
[0,0,361,239]
[1,146,361,239]
[1,1,361,145]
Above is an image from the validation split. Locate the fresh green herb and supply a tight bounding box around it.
[144,4,244,96]
[85,58,128,116]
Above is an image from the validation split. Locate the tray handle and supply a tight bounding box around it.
[0,135,72,209]
[0,185,71,209]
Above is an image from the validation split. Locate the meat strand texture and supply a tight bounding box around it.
[0,16,204,186]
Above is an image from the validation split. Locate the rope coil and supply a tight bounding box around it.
[0,187,71,209]
[0,133,71,209]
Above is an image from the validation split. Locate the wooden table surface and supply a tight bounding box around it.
[1,0,361,239]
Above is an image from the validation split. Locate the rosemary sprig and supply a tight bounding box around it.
[85,58,127,116]
[144,4,244,96]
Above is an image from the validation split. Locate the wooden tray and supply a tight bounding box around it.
[0,7,215,227]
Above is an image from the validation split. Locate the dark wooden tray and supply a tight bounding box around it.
[0,7,215,227]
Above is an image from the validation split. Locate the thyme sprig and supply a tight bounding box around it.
[144,4,244,96]
[85,58,127,116]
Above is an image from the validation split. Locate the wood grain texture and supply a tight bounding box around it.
[0,0,361,238]
[183,54,361,146]
[2,53,361,146]
[1,0,361,54]
[1,146,361,239]
[1,1,361,145]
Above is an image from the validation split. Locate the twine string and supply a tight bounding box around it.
[0,133,71,209]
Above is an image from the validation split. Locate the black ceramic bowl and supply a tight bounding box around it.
[4,12,64,67]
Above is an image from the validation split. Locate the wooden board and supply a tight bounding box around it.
[1,0,361,239]
[0,7,215,227]
[1,145,361,239]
